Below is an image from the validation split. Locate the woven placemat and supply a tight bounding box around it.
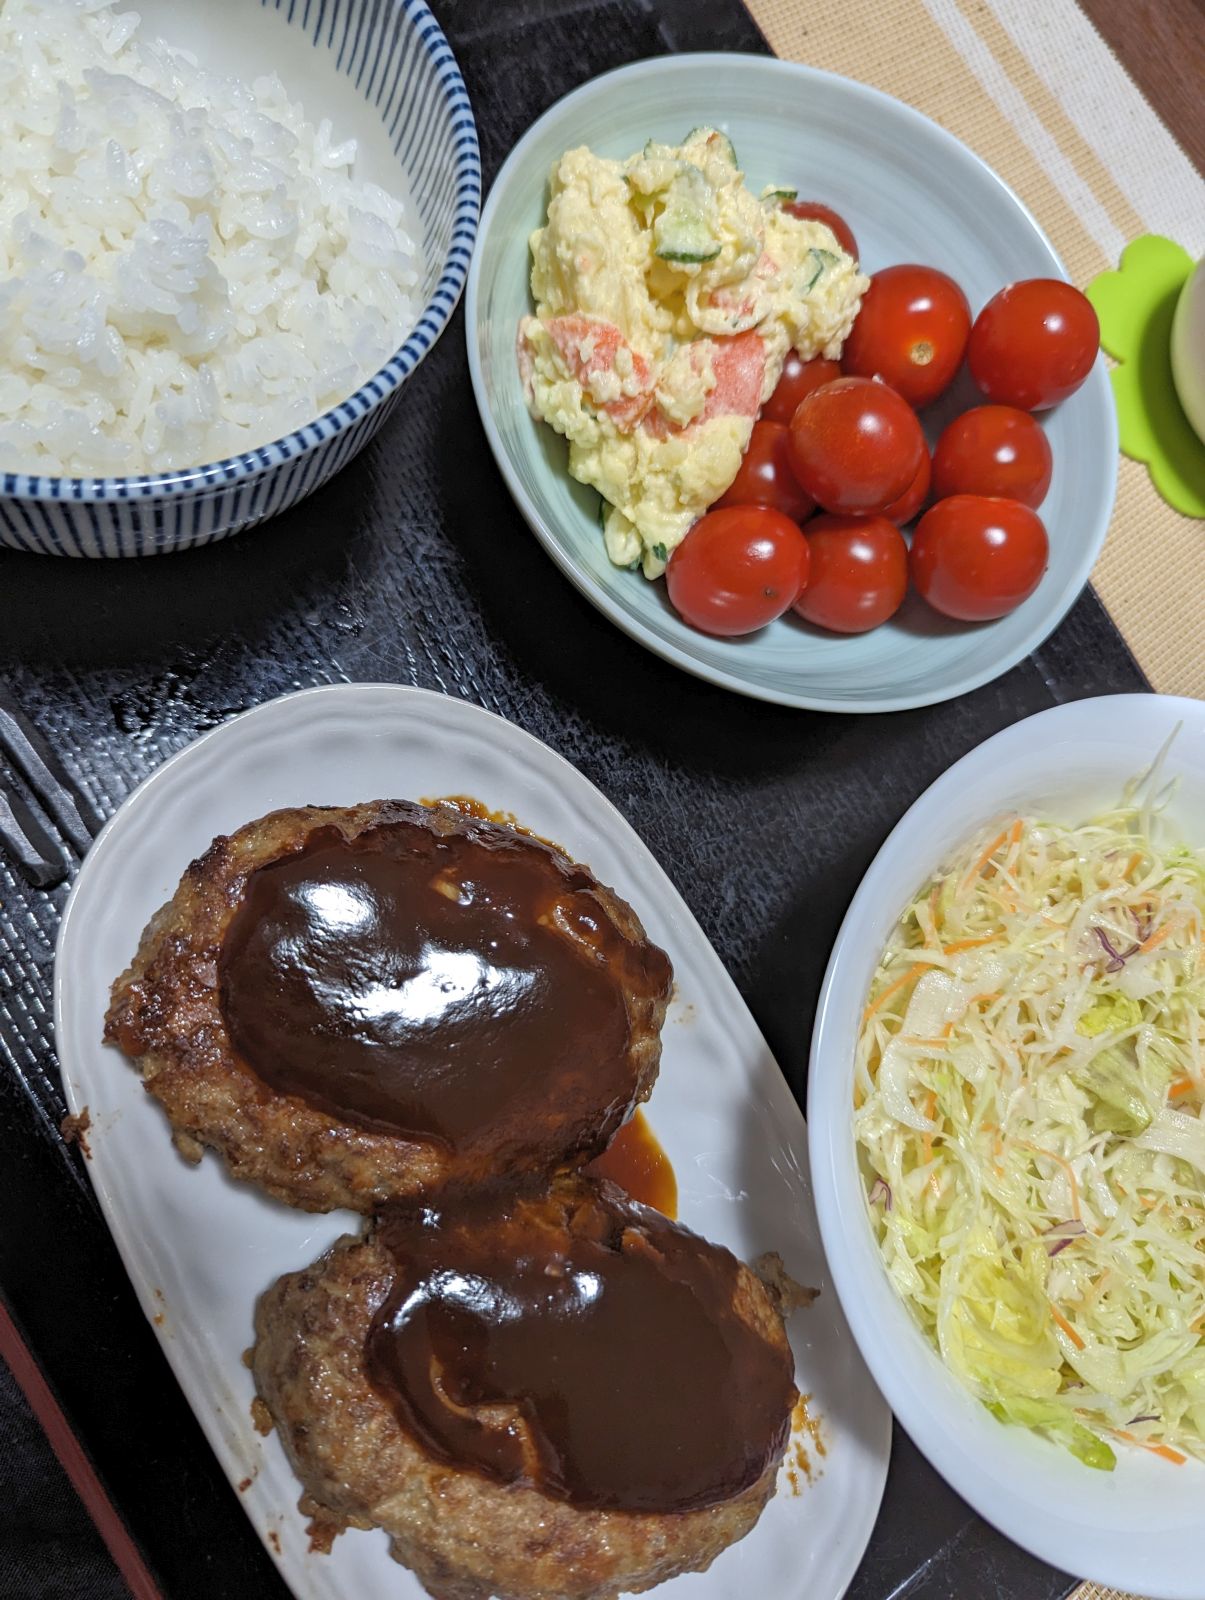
[747,0,1205,700]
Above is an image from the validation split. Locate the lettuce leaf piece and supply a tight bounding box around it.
[1072,1042,1153,1135]
[985,1396,1116,1471]
[941,1229,1062,1400]
[1076,994,1143,1037]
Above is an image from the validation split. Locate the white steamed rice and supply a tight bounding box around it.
[0,0,424,477]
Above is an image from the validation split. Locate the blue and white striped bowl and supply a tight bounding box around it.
[1,0,480,558]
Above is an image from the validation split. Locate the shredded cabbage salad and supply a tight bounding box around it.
[856,754,1205,1471]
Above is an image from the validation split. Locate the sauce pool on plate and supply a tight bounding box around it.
[586,1108,678,1217]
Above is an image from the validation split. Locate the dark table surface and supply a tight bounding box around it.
[0,0,1149,1596]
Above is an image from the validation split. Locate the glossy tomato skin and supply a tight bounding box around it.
[881,445,931,524]
[782,201,858,260]
[968,279,1099,410]
[762,352,843,425]
[787,376,925,515]
[842,265,971,407]
[716,420,815,522]
[932,406,1053,508]
[666,506,810,637]
[794,514,908,633]
[910,496,1048,621]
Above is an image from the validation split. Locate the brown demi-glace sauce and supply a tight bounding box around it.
[217,807,670,1148]
[366,1177,794,1514]
[585,1109,677,1217]
[424,798,679,1214]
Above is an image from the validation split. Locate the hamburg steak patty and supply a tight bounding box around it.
[104,801,672,1213]
[252,1175,798,1600]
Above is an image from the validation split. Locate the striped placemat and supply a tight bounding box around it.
[747,0,1205,703]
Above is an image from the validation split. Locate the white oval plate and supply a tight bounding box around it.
[466,53,1116,713]
[809,693,1205,1599]
[56,684,889,1600]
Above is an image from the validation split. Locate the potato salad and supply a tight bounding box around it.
[519,129,867,577]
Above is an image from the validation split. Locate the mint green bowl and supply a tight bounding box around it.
[465,54,1116,712]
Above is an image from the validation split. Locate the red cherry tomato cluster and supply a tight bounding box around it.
[666,204,1100,640]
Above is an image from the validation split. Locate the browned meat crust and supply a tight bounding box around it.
[754,1251,820,1314]
[104,801,671,1214]
[252,1181,795,1600]
[60,1108,92,1158]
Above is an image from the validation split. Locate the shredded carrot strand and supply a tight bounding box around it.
[1114,1430,1187,1465]
[943,935,998,954]
[1050,1304,1085,1349]
[922,1091,937,1164]
[1139,1193,1205,1222]
[1014,1139,1082,1222]
[863,962,927,1023]
[1008,818,1024,852]
[1169,1077,1195,1100]
[1140,920,1176,954]
[961,827,1010,892]
[927,881,942,934]
[865,939,1005,1026]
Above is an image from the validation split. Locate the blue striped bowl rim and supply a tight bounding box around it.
[2,0,480,506]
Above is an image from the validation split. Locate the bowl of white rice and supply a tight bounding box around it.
[0,0,480,556]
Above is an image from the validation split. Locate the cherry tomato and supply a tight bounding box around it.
[716,421,814,522]
[881,446,930,525]
[666,507,810,636]
[794,514,908,633]
[968,279,1099,410]
[782,201,859,260]
[932,406,1053,508]
[762,352,843,425]
[787,376,925,515]
[910,496,1048,621]
[841,265,971,408]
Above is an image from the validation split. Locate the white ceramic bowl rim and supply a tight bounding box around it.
[465,52,1118,714]
[5,0,481,505]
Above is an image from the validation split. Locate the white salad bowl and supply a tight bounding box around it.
[466,53,1116,711]
[808,692,1205,1598]
[0,0,479,557]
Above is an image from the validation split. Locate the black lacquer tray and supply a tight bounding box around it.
[0,1,1143,1595]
